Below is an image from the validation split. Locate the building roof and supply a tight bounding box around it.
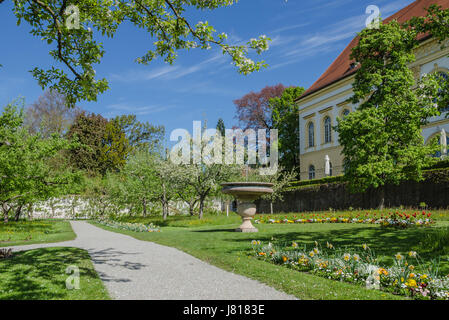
[298,0,449,101]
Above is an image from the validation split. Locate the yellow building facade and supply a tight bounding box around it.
[297,35,449,181]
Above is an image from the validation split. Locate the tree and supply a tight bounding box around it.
[102,120,131,172]
[66,111,130,175]
[234,84,286,131]
[66,111,109,174]
[24,89,81,137]
[8,0,271,107]
[270,86,305,174]
[216,118,225,137]
[111,114,165,152]
[0,100,80,222]
[336,19,445,209]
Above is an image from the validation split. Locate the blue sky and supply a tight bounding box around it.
[0,0,414,146]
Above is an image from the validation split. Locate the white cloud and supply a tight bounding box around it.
[106,103,176,116]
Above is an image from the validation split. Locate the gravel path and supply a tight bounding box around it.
[7,221,296,300]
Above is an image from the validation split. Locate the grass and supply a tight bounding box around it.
[90,211,449,300]
[0,247,110,300]
[0,219,76,247]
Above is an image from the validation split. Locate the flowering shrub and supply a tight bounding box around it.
[251,240,449,300]
[254,211,433,228]
[96,218,160,233]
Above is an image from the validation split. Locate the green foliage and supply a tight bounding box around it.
[270,86,305,174]
[10,0,271,107]
[111,114,165,152]
[66,111,109,174]
[336,19,444,201]
[101,120,130,172]
[0,100,81,222]
[67,111,132,175]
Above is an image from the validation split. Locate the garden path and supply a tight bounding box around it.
[7,221,296,300]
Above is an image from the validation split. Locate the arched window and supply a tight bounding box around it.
[329,162,333,177]
[308,165,315,180]
[324,116,332,143]
[342,109,350,118]
[308,122,315,147]
[437,72,449,112]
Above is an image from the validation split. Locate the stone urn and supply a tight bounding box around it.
[221,182,274,232]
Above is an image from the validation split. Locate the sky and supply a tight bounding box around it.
[0,0,415,147]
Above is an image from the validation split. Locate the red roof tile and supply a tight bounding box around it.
[299,0,449,100]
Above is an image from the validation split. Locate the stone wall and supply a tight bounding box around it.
[256,178,449,213]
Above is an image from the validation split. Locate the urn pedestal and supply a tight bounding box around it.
[221,182,274,233]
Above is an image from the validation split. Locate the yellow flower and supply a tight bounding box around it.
[405,278,417,288]
[420,274,428,280]
[353,254,360,262]
[343,253,351,261]
[362,244,368,250]
[313,248,319,254]
[292,242,298,248]
[408,265,415,271]
[258,252,266,256]
[401,277,404,283]
[409,273,415,278]
[282,256,288,262]
[377,268,388,276]
[309,251,315,258]
[408,251,417,258]
[395,253,403,261]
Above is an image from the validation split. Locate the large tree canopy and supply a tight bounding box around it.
[234,84,286,131]
[5,0,271,107]
[270,86,304,173]
[336,6,449,209]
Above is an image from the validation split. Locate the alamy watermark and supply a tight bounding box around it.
[169,121,278,175]
[366,5,381,29]
[65,265,80,290]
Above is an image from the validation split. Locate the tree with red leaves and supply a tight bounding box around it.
[233,84,286,131]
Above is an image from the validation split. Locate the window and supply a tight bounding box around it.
[342,109,350,118]
[329,162,333,177]
[437,72,449,112]
[308,122,315,147]
[309,165,315,180]
[324,116,332,143]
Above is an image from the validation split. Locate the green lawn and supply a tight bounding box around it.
[0,219,76,247]
[0,247,110,300]
[89,213,449,300]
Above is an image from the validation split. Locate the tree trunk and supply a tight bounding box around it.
[27,203,33,220]
[14,205,23,222]
[378,186,385,210]
[199,199,205,220]
[142,198,147,217]
[270,202,274,214]
[162,202,169,220]
[189,203,195,216]
[2,203,10,223]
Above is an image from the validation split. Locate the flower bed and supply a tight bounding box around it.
[251,240,449,300]
[254,211,434,228]
[96,218,160,233]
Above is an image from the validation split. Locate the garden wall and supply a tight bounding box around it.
[256,169,449,213]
